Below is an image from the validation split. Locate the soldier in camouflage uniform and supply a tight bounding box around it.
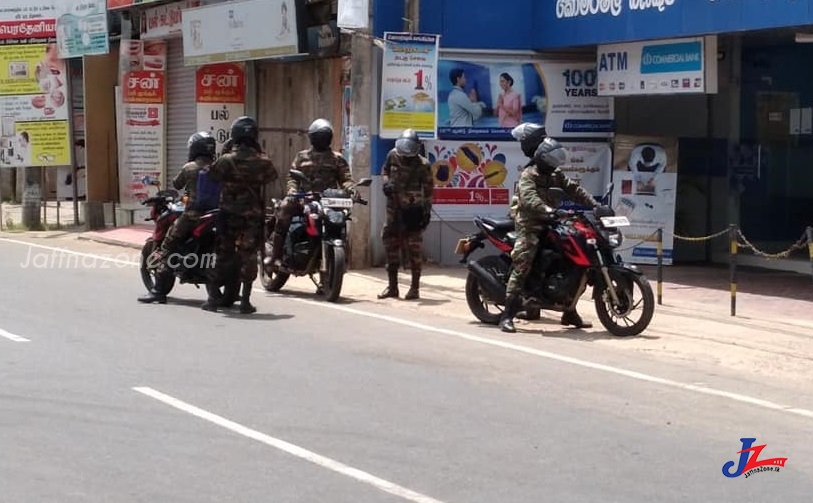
[499,124,599,333]
[138,131,217,304]
[377,129,434,300]
[203,116,278,314]
[268,119,354,291]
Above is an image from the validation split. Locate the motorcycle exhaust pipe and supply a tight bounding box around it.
[467,259,507,305]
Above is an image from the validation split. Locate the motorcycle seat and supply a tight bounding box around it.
[481,216,515,232]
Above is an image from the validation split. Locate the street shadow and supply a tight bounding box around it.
[259,288,362,305]
[221,312,294,321]
[537,326,660,342]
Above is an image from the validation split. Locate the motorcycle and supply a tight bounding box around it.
[139,189,240,306]
[455,183,655,337]
[259,169,373,302]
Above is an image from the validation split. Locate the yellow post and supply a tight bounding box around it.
[728,224,738,317]
[656,228,663,305]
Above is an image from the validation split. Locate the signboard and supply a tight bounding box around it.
[597,37,711,96]
[379,32,439,140]
[56,0,109,58]
[117,40,167,207]
[108,0,165,9]
[195,63,245,153]
[141,0,201,40]
[537,0,813,49]
[424,139,611,220]
[611,134,679,265]
[181,0,299,66]
[337,0,369,30]
[436,58,613,141]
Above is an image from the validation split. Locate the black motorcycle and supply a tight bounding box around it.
[259,169,372,302]
[140,189,240,306]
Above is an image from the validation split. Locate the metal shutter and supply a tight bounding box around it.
[165,38,196,184]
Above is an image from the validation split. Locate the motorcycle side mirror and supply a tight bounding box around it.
[547,187,566,206]
[356,178,373,187]
[602,182,614,204]
[289,169,307,182]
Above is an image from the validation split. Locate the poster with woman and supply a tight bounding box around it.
[436,59,613,141]
[611,135,679,265]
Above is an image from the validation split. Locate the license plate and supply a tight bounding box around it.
[454,238,468,255]
[321,197,353,208]
[600,216,631,227]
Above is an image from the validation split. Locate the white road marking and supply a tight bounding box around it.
[2,238,810,420]
[133,386,447,503]
[265,293,813,421]
[0,328,29,342]
[0,237,139,267]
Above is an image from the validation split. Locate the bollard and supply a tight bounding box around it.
[0,200,3,231]
[807,226,813,288]
[728,224,738,317]
[656,228,663,305]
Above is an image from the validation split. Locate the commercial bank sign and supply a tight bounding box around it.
[540,0,813,48]
[597,37,711,96]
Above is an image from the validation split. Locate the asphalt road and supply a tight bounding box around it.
[1,237,812,502]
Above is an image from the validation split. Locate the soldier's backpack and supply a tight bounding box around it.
[192,167,222,211]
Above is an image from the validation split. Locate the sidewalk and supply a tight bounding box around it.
[75,224,813,325]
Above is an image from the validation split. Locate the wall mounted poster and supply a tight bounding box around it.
[611,135,679,265]
[436,59,614,141]
[424,139,611,220]
[195,62,245,154]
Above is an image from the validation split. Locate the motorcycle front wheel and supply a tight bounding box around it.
[140,238,176,294]
[258,248,289,292]
[322,245,346,303]
[594,269,655,337]
[464,255,506,325]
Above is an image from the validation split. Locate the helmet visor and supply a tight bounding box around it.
[511,122,543,142]
[395,138,420,157]
[542,145,568,169]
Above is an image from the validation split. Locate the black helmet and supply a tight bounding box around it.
[187,131,216,161]
[532,137,568,174]
[308,118,333,151]
[511,122,547,158]
[395,128,421,157]
[230,116,259,147]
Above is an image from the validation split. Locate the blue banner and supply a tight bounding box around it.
[538,0,813,49]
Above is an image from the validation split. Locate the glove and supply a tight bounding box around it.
[554,209,572,218]
[382,182,394,197]
[421,205,431,230]
[595,204,613,216]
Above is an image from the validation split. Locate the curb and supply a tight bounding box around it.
[77,233,143,250]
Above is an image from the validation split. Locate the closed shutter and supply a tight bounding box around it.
[165,38,197,184]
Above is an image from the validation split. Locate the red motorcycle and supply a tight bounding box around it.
[139,189,239,306]
[456,185,654,337]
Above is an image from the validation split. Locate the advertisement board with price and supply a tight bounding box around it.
[436,58,614,141]
[195,63,245,154]
[379,32,439,139]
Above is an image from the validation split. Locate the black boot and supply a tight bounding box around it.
[137,288,167,304]
[268,231,286,271]
[239,281,257,314]
[561,309,593,329]
[377,267,399,299]
[404,269,421,300]
[498,296,522,333]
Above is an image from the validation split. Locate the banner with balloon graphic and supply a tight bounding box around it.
[424,139,612,220]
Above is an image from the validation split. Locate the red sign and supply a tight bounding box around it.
[108,0,167,9]
[195,63,245,104]
[0,20,56,40]
[432,188,510,205]
[123,71,166,104]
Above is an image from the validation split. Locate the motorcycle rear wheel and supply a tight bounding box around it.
[140,238,176,294]
[258,249,289,292]
[465,255,506,325]
[594,270,655,337]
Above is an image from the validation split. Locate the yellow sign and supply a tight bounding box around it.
[14,120,71,166]
[381,111,436,132]
[0,44,60,97]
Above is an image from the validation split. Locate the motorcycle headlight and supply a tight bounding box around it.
[608,232,623,248]
[327,209,345,225]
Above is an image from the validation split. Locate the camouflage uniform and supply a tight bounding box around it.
[270,149,353,264]
[381,149,434,271]
[154,159,208,274]
[506,165,598,297]
[208,146,278,284]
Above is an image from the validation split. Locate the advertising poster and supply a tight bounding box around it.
[118,40,167,207]
[436,58,614,141]
[424,139,613,220]
[0,43,71,168]
[195,63,245,153]
[140,0,200,40]
[56,0,110,58]
[379,32,439,139]
[597,37,706,96]
[611,135,679,265]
